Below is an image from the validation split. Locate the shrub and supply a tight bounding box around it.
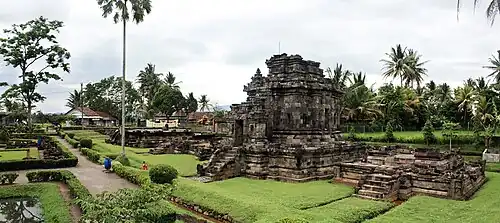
[149,164,178,184]
[0,173,18,184]
[347,126,357,141]
[81,148,101,163]
[384,122,395,143]
[422,120,437,145]
[26,170,91,200]
[113,162,151,186]
[67,133,75,139]
[65,135,79,148]
[116,153,131,166]
[80,138,93,149]
[0,128,9,143]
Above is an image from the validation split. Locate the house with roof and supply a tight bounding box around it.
[65,107,117,127]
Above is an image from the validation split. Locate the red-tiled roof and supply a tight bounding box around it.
[68,107,117,120]
[94,111,118,120]
[188,112,213,120]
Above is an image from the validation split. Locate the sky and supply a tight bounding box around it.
[0,0,499,113]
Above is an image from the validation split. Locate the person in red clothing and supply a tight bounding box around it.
[141,161,148,170]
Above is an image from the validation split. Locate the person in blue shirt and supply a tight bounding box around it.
[103,157,112,172]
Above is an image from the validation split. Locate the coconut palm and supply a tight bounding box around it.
[137,63,163,109]
[457,0,500,25]
[164,72,182,89]
[198,95,211,112]
[66,90,83,109]
[484,50,500,83]
[404,49,428,88]
[97,0,153,155]
[381,44,409,86]
[455,85,477,127]
[326,64,351,127]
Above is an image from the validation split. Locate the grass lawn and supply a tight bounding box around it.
[0,183,73,222]
[369,172,500,223]
[347,130,476,138]
[0,148,39,161]
[173,177,392,223]
[66,130,201,176]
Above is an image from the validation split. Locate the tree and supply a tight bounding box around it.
[0,17,71,129]
[184,92,198,113]
[404,49,428,88]
[484,50,500,83]
[97,0,153,155]
[442,121,460,149]
[198,95,212,112]
[151,85,185,120]
[454,85,476,128]
[66,90,82,108]
[164,72,181,89]
[422,120,436,145]
[326,64,351,125]
[457,0,500,25]
[137,63,163,117]
[380,44,409,86]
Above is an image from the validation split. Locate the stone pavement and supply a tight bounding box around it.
[14,137,138,195]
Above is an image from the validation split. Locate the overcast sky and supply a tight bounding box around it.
[0,0,499,113]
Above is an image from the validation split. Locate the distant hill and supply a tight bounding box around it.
[214,105,231,111]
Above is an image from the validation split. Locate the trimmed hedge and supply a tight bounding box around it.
[150,164,178,184]
[81,148,101,163]
[80,138,93,149]
[112,161,151,186]
[0,137,78,171]
[65,134,79,148]
[0,172,18,184]
[26,170,91,200]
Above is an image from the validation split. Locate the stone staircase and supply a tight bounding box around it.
[197,146,241,181]
[355,173,399,200]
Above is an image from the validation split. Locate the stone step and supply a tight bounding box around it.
[368,173,393,180]
[361,184,387,193]
[364,179,394,187]
[358,189,385,199]
[353,194,381,201]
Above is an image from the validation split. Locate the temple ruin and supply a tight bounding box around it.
[197,53,486,201]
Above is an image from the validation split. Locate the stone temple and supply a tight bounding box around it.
[197,53,486,201]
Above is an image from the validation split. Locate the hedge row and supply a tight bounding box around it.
[65,134,80,148]
[352,134,477,145]
[0,173,18,185]
[112,161,151,186]
[0,137,78,171]
[26,170,91,200]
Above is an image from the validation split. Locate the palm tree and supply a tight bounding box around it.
[198,95,211,112]
[457,0,500,25]
[484,50,500,83]
[381,44,410,86]
[97,0,152,155]
[404,49,428,88]
[326,64,351,126]
[164,72,182,89]
[66,90,83,108]
[455,85,476,128]
[137,63,163,116]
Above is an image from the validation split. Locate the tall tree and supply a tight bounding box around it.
[137,63,163,117]
[404,49,428,88]
[184,92,198,113]
[97,0,152,155]
[66,90,82,108]
[381,44,410,86]
[164,72,181,89]
[484,50,500,83]
[326,63,351,126]
[0,17,71,129]
[198,95,211,112]
[457,0,500,25]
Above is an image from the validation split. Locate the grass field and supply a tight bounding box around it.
[174,177,392,223]
[66,130,201,176]
[347,130,476,137]
[0,148,39,161]
[369,172,500,223]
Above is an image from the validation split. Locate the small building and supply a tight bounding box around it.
[187,112,214,124]
[65,107,117,127]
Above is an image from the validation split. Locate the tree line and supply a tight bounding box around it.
[65,64,213,122]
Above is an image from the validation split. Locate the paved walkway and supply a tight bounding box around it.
[14,137,138,195]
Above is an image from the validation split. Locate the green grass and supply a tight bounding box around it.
[0,148,39,161]
[66,130,201,176]
[369,172,500,223]
[0,183,73,223]
[173,177,392,223]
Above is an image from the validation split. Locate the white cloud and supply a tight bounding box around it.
[0,0,499,113]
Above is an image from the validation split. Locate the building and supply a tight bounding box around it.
[65,107,117,127]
